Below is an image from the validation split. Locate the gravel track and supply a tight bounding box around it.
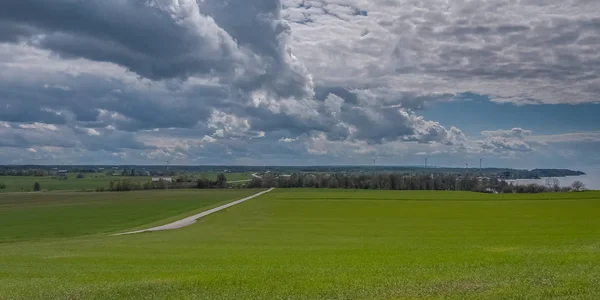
[112,188,274,236]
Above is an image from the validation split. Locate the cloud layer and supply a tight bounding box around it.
[0,0,599,167]
[285,0,600,105]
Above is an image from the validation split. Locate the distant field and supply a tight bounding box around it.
[0,175,150,192]
[200,172,252,182]
[0,172,251,192]
[0,189,599,299]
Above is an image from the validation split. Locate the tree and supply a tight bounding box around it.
[552,178,561,192]
[76,173,85,179]
[246,177,263,188]
[501,184,514,194]
[0,182,6,191]
[545,178,554,190]
[216,173,227,188]
[302,175,316,188]
[328,177,340,189]
[33,182,41,192]
[262,173,276,188]
[197,178,209,189]
[544,177,560,192]
[571,180,586,192]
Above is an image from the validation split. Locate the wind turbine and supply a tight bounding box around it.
[165,159,171,190]
[372,156,378,175]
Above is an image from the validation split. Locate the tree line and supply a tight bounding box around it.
[1,173,586,194]
[244,173,587,193]
[102,174,228,192]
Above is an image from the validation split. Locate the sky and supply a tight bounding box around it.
[1,0,599,171]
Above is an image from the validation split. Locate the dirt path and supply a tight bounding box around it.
[112,188,274,236]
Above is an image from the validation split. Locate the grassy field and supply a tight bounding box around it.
[0,189,599,299]
[0,189,261,242]
[0,175,150,192]
[199,172,252,182]
[0,173,251,192]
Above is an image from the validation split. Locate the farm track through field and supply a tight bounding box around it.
[112,188,274,236]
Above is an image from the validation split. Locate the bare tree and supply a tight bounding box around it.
[545,178,554,190]
[552,178,560,192]
[571,180,585,192]
[544,177,561,191]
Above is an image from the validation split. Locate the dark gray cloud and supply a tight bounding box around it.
[0,105,68,125]
[0,20,36,42]
[200,0,316,101]
[79,130,156,152]
[0,0,314,104]
[0,122,153,152]
[0,126,76,149]
[0,0,244,80]
[0,70,221,132]
[0,0,323,145]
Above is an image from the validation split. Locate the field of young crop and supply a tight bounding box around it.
[1,189,599,299]
[0,175,150,192]
[0,172,251,192]
[0,189,261,242]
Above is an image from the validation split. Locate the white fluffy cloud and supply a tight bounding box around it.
[482,128,533,139]
[285,0,600,105]
[479,128,534,152]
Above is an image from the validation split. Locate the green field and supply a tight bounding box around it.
[203,172,252,182]
[0,189,261,242]
[1,189,599,299]
[0,173,251,192]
